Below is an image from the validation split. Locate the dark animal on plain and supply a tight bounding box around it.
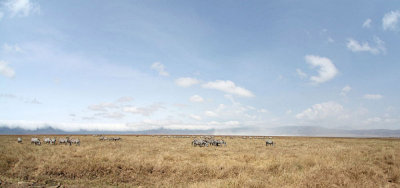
[214,139,226,146]
[266,137,274,146]
[192,139,208,147]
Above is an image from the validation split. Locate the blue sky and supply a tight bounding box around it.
[0,0,399,133]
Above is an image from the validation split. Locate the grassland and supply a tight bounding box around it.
[0,135,399,187]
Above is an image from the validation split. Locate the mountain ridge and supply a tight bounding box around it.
[1,125,400,137]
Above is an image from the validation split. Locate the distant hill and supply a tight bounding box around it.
[1,125,400,137]
[267,126,400,137]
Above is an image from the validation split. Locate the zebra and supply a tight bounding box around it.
[215,139,226,146]
[112,137,121,141]
[17,137,22,143]
[69,138,80,145]
[192,139,208,147]
[50,138,57,145]
[31,138,41,145]
[59,138,69,145]
[266,137,274,146]
[44,138,51,144]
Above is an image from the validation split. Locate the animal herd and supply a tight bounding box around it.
[17,137,81,146]
[192,136,227,147]
[17,135,275,147]
[99,136,121,141]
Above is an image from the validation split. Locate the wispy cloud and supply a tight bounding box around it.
[383,10,400,31]
[0,60,15,78]
[296,68,307,79]
[363,94,383,100]
[305,55,338,84]
[296,101,344,120]
[202,80,254,97]
[362,18,372,28]
[88,103,117,111]
[204,110,218,117]
[116,96,134,103]
[87,98,163,118]
[189,114,202,120]
[175,77,200,87]
[2,43,23,53]
[151,62,169,76]
[340,85,352,96]
[346,37,386,55]
[0,93,41,104]
[123,103,164,116]
[189,95,204,103]
[4,0,40,17]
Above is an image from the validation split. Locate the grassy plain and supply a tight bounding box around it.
[0,135,399,187]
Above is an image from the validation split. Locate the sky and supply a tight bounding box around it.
[0,0,400,134]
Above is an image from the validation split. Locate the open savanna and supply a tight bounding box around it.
[0,135,399,187]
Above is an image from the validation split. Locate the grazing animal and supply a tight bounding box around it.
[215,139,226,146]
[112,137,121,141]
[44,138,51,144]
[69,138,80,145]
[17,137,22,143]
[266,137,274,146]
[192,139,209,147]
[59,138,69,145]
[50,138,57,145]
[31,138,41,145]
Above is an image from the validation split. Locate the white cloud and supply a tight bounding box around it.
[0,119,247,132]
[151,62,169,76]
[0,93,41,104]
[123,103,163,116]
[116,96,134,103]
[2,43,22,53]
[189,114,202,120]
[189,95,204,103]
[26,98,41,104]
[305,55,338,84]
[346,37,386,55]
[204,110,218,117]
[4,0,40,17]
[362,18,372,28]
[296,68,307,79]
[0,12,4,20]
[94,112,125,119]
[258,109,268,113]
[88,103,117,111]
[175,77,200,87]
[383,10,400,31]
[0,60,15,78]
[340,85,352,96]
[208,120,240,128]
[365,117,382,123]
[296,101,344,120]
[202,80,254,97]
[327,37,334,43]
[363,94,383,100]
[117,97,133,103]
[87,99,164,119]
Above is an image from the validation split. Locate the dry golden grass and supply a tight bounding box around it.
[0,135,399,187]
